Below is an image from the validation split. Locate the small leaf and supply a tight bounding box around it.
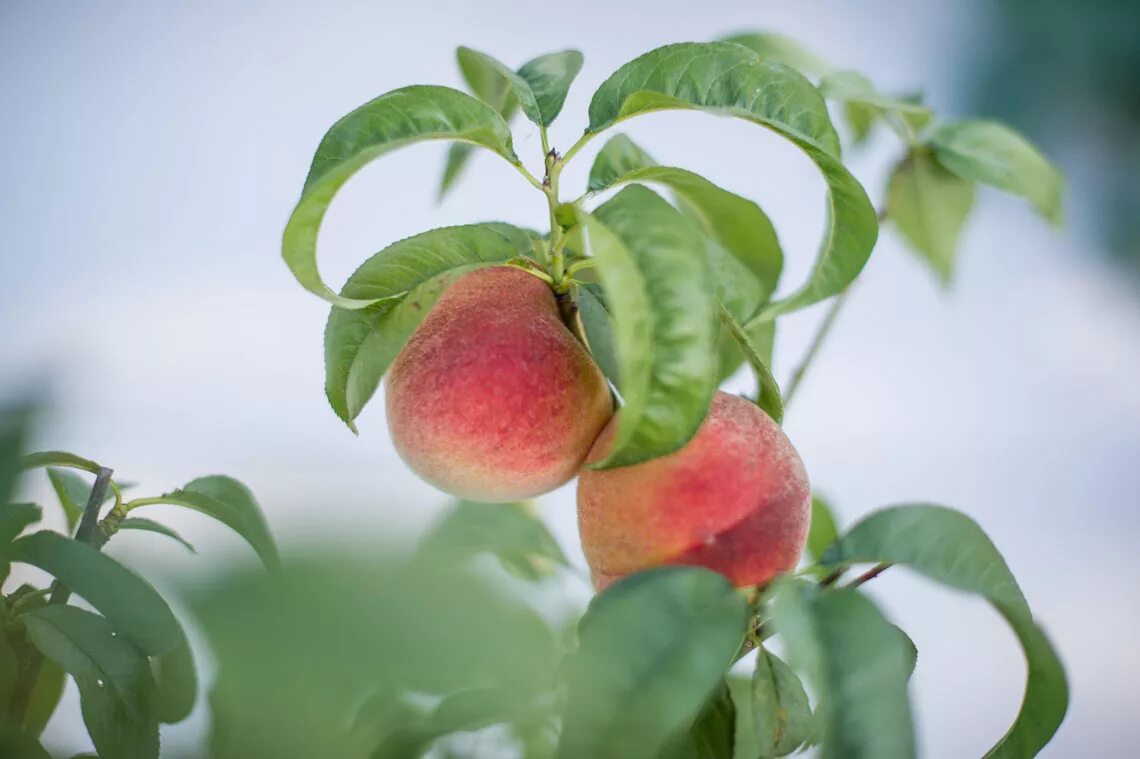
[22,659,66,735]
[47,468,116,531]
[371,688,526,758]
[725,676,760,759]
[752,647,812,757]
[20,450,102,476]
[419,499,568,581]
[1,502,42,548]
[820,504,1068,757]
[1,403,33,508]
[805,495,840,564]
[768,581,916,759]
[0,730,53,759]
[719,32,832,77]
[323,223,534,429]
[456,48,583,127]
[581,186,718,468]
[24,605,159,759]
[887,149,976,284]
[153,630,197,724]
[717,304,783,424]
[577,283,621,391]
[145,475,278,570]
[930,120,1064,225]
[116,518,196,553]
[664,680,736,758]
[282,86,518,308]
[819,71,932,128]
[9,532,181,656]
[586,43,879,323]
[0,624,17,707]
[558,567,748,758]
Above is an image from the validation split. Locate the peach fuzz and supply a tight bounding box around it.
[385,266,613,502]
[577,391,810,588]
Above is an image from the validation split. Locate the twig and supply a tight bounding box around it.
[848,563,893,588]
[782,288,851,409]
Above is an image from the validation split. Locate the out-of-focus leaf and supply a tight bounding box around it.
[9,532,180,656]
[0,730,53,759]
[153,628,197,724]
[22,659,66,736]
[719,32,832,77]
[821,505,1067,757]
[930,120,1064,225]
[46,468,117,531]
[0,625,17,707]
[819,71,933,133]
[717,304,783,424]
[752,647,812,757]
[558,567,747,758]
[1,503,42,549]
[116,518,196,553]
[805,495,840,564]
[582,186,718,469]
[282,86,518,308]
[663,680,736,758]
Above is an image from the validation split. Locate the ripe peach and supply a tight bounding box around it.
[385,266,613,502]
[577,391,810,588]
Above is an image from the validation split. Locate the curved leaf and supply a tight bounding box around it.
[577,283,621,391]
[1,502,41,548]
[282,85,518,307]
[753,647,812,757]
[0,730,53,759]
[21,451,102,476]
[153,630,197,724]
[930,120,1063,226]
[717,303,783,423]
[820,505,1067,757]
[47,468,117,531]
[581,186,718,468]
[719,32,832,78]
[559,567,748,758]
[456,48,583,127]
[24,605,159,759]
[22,659,66,735]
[768,581,916,759]
[1,403,32,508]
[324,222,535,429]
[819,71,932,123]
[10,532,180,656]
[117,517,196,553]
[664,681,736,758]
[585,42,878,322]
[144,476,277,570]
[805,495,839,564]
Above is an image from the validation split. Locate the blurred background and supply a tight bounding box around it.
[2,1,1137,756]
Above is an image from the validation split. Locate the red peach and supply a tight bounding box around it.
[577,391,810,588]
[385,266,613,502]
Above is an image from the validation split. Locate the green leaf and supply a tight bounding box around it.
[559,567,748,758]
[719,32,832,77]
[820,505,1068,757]
[20,450,102,476]
[323,222,534,429]
[887,149,976,284]
[930,120,1064,225]
[1,502,41,548]
[153,631,197,724]
[717,304,783,424]
[586,43,879,323]
[47,468,116,531]
[819,71,932,126]
[116,518,196,553]
[726,676,759,759]
[843,101,877,146]
[419,499,568,581]
[577,283,621,391]
[752,647,812,757]
[282,85,518,308]
[768,581,916,759]
[9,532,181,656]
[22,659,66,735]
[806,495,840,564]
[141,475,278,570]
[664,680,736,758]
[455,48,583,127]
[0,624,17,707]
[1,403,33,509]
[24,605,159,759]
[371,688,527,758]
[0,730,53,759]
[581,186,718,468]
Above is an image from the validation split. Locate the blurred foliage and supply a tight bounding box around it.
[971,0,1140,269]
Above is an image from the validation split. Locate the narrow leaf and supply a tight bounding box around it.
[582,186,718,468]
[718,303,783,424]
[323,223,534,429]
[820,504,1068,757]
[768,581,916,759]
[10,532,181,656]
[559,567,748,758]
[21,451,102,476]
[282,86,518,307]
[752,647,812,757]
[805,495,839,564]
[664,680,736,758]
[586,43,879,322]
[930,120,1064,225]
[22,659,66,735]
[153,631,197,724]
[887,149,976,284]
[0,624,17,707]
[0,730,53,759]
[1,502,42,548]
[1,403,33,509]
[47,468,116,531]
[577,283,621,391]
[819,71,932,126]
[117,518,196,553]
[719,32,832,77]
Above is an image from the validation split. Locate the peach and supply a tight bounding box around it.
[577,391,810,588]
[385,266,613,502]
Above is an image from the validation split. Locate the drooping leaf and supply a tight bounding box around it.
[0,624,17,707]
[725,676,759,759]
[139,475,277,570]
[717,303,783,424]
[581,186,718,468]
[752,647,813,757]
[559,567,748,758]
[22,659,66,735]
[456,48,582,128]
[370,687,529,758]
[1,403,33,509]
[9,532,180,656]
[0,730,53,759]
[577,283,621,391]
[819,71,933,135]
[418,499,568,581]
[585,43,879,323]
[116,518,196,553]
[805,495,840,564]
[664,680,736,758]
[887,149,976,284]
[719,32,832,77]
[47,468,95,530]
[323,223,534,429]
[24,605,159,759]
[820,505,1068,757]
[153,630,197,724]
[768,581,916,759]
[1,502,42,548]
[282,86,518,308]
[20,451,102,476]
[930,120,1064,226]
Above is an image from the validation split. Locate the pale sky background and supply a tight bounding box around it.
[2,1,1139,757]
